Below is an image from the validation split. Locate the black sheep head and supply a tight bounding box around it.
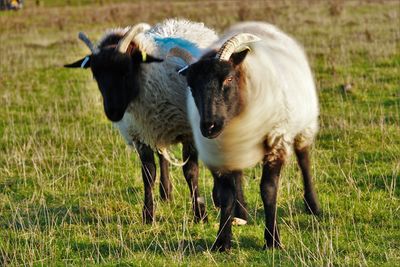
[65,26,163,122]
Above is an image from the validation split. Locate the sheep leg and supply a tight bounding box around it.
[182,143,207,222]
[211,171,239,252]
[157,152,172,201]
[261,157,284,249]
[135,142,157,224]
[211,171,248,222]
[294,146,321,215]
[234,172,248,222]
[211,172,221,208]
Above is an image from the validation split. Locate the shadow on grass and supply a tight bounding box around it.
[69,234,277,258]
[0,184,214,231]
[0,201,143,231]
[70,236,217,258]
[237,235,262,250]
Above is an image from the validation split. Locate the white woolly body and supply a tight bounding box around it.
[187,22,319,171]
[110,19,218,149]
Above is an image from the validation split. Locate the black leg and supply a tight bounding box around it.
[135,142,156,224]
[294,146,321,215]
[233,172,248,223]
[158,152,172,201]
[211,171,239,252]
[211,171,221,208]
[260,156,284,249]
[211,170,248,223]
[182,142,207,222]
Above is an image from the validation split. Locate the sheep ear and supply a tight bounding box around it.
[64,56,91,69]
[229,48,250,67]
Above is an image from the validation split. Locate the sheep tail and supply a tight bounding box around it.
[158,147,189,167]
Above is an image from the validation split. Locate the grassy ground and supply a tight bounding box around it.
[0,0,399,266]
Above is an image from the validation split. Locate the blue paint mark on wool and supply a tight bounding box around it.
[153,36,202,58]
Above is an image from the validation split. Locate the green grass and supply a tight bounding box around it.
[0,0,399,266]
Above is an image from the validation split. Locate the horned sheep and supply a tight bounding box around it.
[179,21,321,251]
[65,19,221,224]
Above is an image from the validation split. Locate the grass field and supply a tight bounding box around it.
[0,0,399,266]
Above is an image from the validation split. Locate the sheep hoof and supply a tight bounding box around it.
[211,240,231,252]
[194,214,208,223]
[143,215,154,224]
[263,234,282,250]
[263,242,283,250]
[305,205,321,216]
[194,199,208,223]
[142,209,154,224]
[304,198,321,216]
[159,188,172,202]
[232,217,247,226]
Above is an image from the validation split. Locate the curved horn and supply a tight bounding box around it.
[78,32,99,54]
[116,23,151,53]
[167,47,196,65]
[216,33,261,61]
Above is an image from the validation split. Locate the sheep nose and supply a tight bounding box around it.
[105,107,124,122]
[200,119,224,139]
[203,121,215,131]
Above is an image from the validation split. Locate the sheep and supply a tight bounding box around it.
[178,21,321,251]
[64,19,249,224]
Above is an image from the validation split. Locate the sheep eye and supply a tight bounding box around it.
[223,76,234,86]
[222,76,234,91]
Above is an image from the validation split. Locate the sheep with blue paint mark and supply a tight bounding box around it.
[64,19,219,224]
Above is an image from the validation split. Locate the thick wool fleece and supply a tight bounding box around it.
[111,19,218,149]
[187,22,319,170]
